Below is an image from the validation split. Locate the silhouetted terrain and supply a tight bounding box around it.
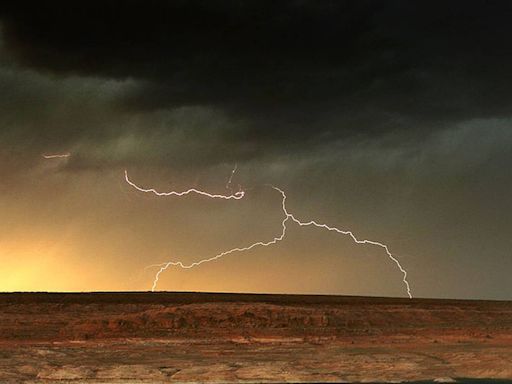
[0,292,511,382]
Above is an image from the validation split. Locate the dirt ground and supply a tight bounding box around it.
[0,292,511,383]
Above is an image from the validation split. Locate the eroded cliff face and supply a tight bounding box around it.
[0,293,511,382]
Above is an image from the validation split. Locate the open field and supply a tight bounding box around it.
[0,292,511,383]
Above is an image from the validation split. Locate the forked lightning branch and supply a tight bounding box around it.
[125,168,412,298]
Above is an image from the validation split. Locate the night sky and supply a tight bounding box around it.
[0,1,511,299]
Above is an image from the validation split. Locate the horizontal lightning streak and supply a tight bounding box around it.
[124,169,245,200]
[42,153,71,159]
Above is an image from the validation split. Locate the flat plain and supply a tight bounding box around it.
[0,292,511,383]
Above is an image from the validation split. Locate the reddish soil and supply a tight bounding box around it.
[0,292,511,383]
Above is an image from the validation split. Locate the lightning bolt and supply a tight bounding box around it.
[284,198,413,299]
[127,172,412,298]
[225,164,238,191]
[124,169,245,200]
[147,187,289,292]
[42,153,71,159]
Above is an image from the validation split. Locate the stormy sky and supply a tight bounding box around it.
[0,1,511,299]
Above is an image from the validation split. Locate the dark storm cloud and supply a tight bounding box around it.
[1,0,512,147]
